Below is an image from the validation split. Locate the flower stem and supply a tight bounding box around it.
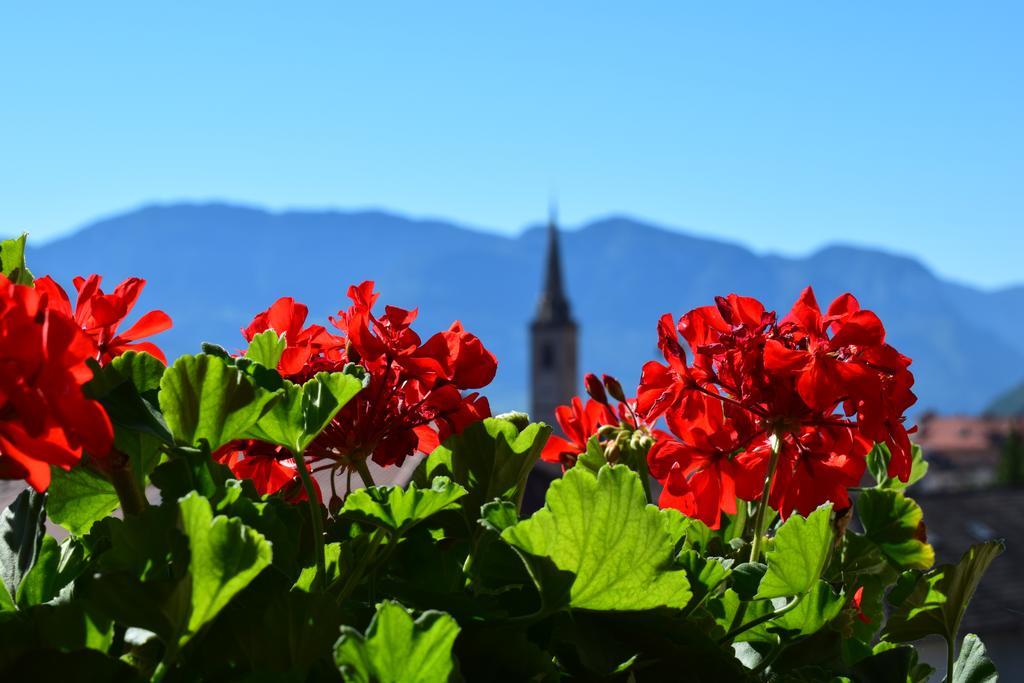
[717,593,803,644]
[748,432,782,563]
[331,529,387,604]
[294,448,326,591]
[107,454,147,516]
[151,661,169,683]
[635,443,654,505]
[354,458,376,488]
[151,640,179,683]
[733,499,749,544]
[752,638,787,674]
[946,636,955,683]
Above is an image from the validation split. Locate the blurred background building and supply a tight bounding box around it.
[529,214,578,430]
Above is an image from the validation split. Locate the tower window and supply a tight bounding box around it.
[540,343,555,369]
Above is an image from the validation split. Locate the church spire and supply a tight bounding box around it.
[530,202,578,442]
[534,204,573,324]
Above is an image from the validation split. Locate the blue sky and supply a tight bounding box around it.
[1,2,1021,288]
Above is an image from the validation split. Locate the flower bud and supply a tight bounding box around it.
[603,434,624,464]
[630,430,654,454]
[584,373,609,405]
[602,374,627,403]
[495,410,531,431]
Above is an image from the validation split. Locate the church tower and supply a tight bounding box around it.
[530,209,578,429]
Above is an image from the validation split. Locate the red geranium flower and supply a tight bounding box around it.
[35,274,172,364]
[221,281,496,495]
[541,373,647,470]
[639,287,915,519]
[637,314,707,422]
[540,396,617,468]
[736,424,871,518]
[764,288,916,479]
[316,283,497,467]
[850,585,872,624]
[213,441,321,502]
[648,400,765,529]
[656,462,698,521]
[0,274,113,490]
[242,296,344,377]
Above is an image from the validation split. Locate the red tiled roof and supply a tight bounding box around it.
[915,414,1022,457]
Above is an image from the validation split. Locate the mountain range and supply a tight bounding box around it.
[21,202,1024,416]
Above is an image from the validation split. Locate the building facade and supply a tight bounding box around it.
[914,412,1024,492]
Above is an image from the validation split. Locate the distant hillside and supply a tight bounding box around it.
[22,203,1024,415]
[987,383,1024,416]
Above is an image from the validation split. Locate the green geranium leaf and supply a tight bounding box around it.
[90,505,188,582]
[479,500,519,534]
[455,621,559,681]
[468,501,526,593]
[117,431,165,490]
[0,489,46,605]
[0,233,34,284]
[756,503,833,599]
[178,493,273,644]
[681,516,715,553]
[247,370,363,453]
[770,581,844,638]
[84,353,171,488]
[111,350,166,395]
[85,354,171,443]
[841,575,886,665]
[148,443,238,501]
[677,550,731,607]
[245,329,287,369]
[660,508,701,561]
[190,573,347,676]
[708,587,773,640]
[340,478,467,536]
[562,610,752,681]
[884,540,1004,647]
[83,506,191,641]
[0,644,140,680]
[952,633,998,683]
[738,581,844,644]
[45,466,120,537]
[414,417,551,522]
[837,532,898,585]
[850,643,933,683]
[1,598,115,664]
[214,480,306,577]
[334,600,461,683]
[868,442,928,491]
[857,489,934,570]
[546,610,642,677]
[731,562,767,601]
[53,536,90,587]
[294,542,345,592]
[574,434,608,474]
[15,536,60,607]
[501,465,692,611]
[160,353,283,451]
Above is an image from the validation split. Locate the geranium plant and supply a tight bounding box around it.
[0,234,1004,682]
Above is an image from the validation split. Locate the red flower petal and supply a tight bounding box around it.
[118,309,173,343]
